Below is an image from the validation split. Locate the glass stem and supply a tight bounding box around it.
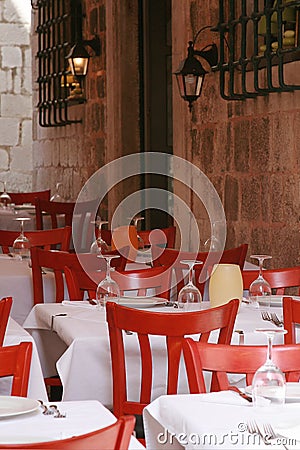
[20,221,24,238]
[188,265,193,284]
[266,334,274,363]
[258,257,264,278]
[106,259,111,279]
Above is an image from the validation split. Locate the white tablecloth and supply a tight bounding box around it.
[0,399,143,448]
[2,317,48,401]
[143,391,300,449]
[0,207,34,231]
[23,298,299,408]
[0,256,57,325]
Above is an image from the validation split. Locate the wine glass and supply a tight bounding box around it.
[12,217,31,259]
[177,260,203,310]
[50,182,63,202]
[0,182,12,209]
[133,216,144,250]
[249,255,272,308]
[96,255,120,308]
[90,220,109,255]
[252,328,287,407]
[204,220,222,251]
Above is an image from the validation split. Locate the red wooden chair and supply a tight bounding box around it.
[0,297,12,346]
[283,296,300,344]
[106,299,239,418]
[35,199,75,230]
[0,226,71,254]
[0,415,135,450]
[242,266,300,295]
[30,247,128,304]
[0,342,32,396]
[7,189,50,205]
[183,340,300,393]
[152,243,248,297]
[65,265,172,302]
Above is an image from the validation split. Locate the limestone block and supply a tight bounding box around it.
[24,49,31,68]
[21,120,32,147]
[4,1,31,25]
[0,149,9,170]
[0,117,19,146]
[0,70,13,93]
[11,146,33,171]
[0,24,29,46]
[1,93,32,118]
[6,173,32,192]
[2,46,22,68]
[23,67,32,93]
[13,68,21,94]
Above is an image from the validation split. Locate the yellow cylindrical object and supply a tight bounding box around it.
[209,264,243,308]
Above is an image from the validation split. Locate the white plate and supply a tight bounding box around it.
[14,204,35,211]
[0,396,40,418]
[256,295,283,307]
[118,296,166,308]
[245,382,300,403]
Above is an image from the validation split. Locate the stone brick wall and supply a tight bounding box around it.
[0,0,32,191]
[172,0,300,268]
[31,0,140,204]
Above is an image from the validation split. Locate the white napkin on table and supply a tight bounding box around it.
[61,300,96,309]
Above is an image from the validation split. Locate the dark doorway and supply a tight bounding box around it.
[139,0,173,230]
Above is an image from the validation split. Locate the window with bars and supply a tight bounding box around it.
[212,0,300,100]
[33,0,84,127]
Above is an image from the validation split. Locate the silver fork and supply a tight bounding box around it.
[270,313,283,327]
[49,404,66,418]
[261,311,272,322]
[263,423,289,450]
[247,421,270,445]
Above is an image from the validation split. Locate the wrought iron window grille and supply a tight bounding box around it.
[211,0,300,100]
[33,0,85,127]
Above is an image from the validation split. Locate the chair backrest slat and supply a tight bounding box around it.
[0,226,71,254]
[7,190,50,205]
[152,244,248,296]
[0,342,32,397]
[183,340,300,393]
[243,266,300,295]
[30,247,127,304]
[283,296,300,344]
[0,297,12,346]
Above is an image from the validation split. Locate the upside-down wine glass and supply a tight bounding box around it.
[204,220,222,252]
[0,182,12,209]
[12,217,31,259]
[96,255,120,308]
[252,328,287,407]
[133,216,144,250]
[50,182,63,202]
[249,255,272,308]
[90,220,109,255]
[177,260,203,310]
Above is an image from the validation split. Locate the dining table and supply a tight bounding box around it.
[0,206,35,231]
[0,398,143,448]
[143,390,300,449]
[2,317,48,401]
[0,255,57,325]
[23,296,299,408]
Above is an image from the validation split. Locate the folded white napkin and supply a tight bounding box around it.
[61,300,96,309]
